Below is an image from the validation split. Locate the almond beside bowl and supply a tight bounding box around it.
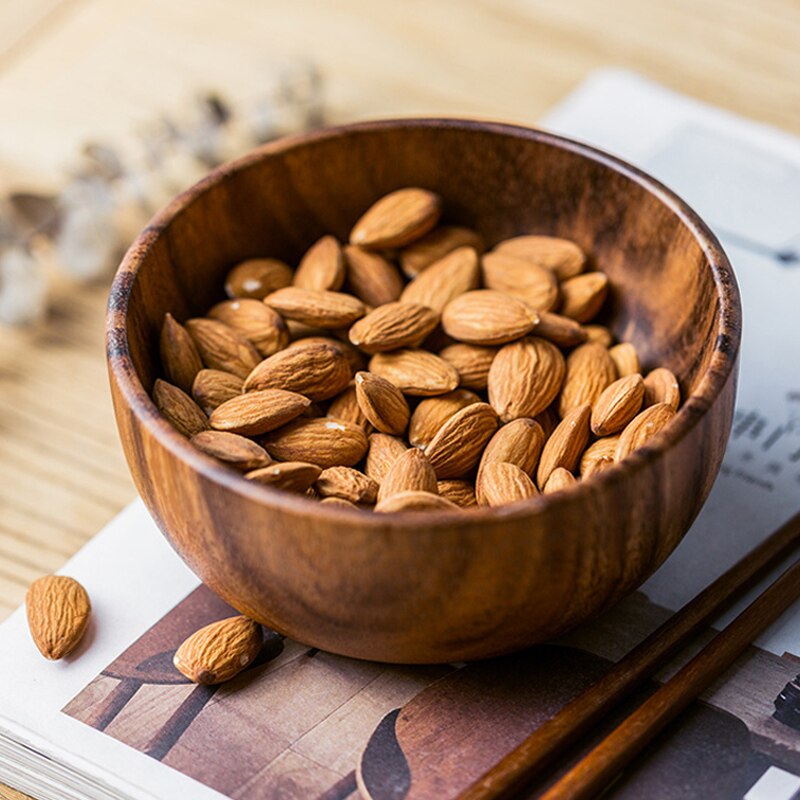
[106,119,741,664]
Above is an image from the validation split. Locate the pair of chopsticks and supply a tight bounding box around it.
[462,509,800,800]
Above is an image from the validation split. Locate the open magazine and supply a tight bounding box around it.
[1,70,800,800]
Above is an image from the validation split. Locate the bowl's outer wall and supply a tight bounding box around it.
[108,122,740,663]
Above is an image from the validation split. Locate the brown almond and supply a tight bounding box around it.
[264,287,365,329]
[488,337,566,422]
[343,245,405,306]
[480,252,559,312]
[263,417,368,468]
[320,497,359,509]
[368,349,459,397]
[293,235,345,291]
[437,480,477,508]
[375,490,460,513]
[349,302,440,353]
[224,258,293,299]
[535,312,588,348]
[377,448,438,502]
[365,434,409,482]
[615,403,676,462]
[559,342,617,417]
[399,226,485,278]
[192,369,243,414]
[26,575,91,660]
[191,430,271,471]
[173,615,262,685]
[583,324,614,347]
[477,462,539,508]
[210,389,311,435]
[160,313,203,394]
[400,246,481,312]
[560,272,609,323]
[494,235,586,281]
[153,379,209,437]
[425,402,498,479]
[354,371,410,435]
[477,418,546,502]
[442,290,538,345]
[609,342,640,377]
[644,367,681,411]
[286,335,367,374]
[207,299,289,357]
[591,374,645,436]
[327,385,373,433]
[537,404,591,487]
[285,319,329,341]
[315,466,378,504]
[350,188,442,249]
[580,436,620,478]
[243,341,351,401]
[408,389,482,449]
[245,461,322,492]
[542,467,578,495]
[186,318,261,379]
[438,343,497,391]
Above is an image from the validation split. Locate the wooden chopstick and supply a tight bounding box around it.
[462,510,800,800]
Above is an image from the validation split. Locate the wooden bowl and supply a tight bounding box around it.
[107,119,741,664]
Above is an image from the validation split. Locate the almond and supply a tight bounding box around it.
[580,436,620,478]
[343,245,405,306]
[477,462,539,508]
[584,324,614,347]
[348,302,440,353]
[192,369,243,414]
[400,246,481,312]
[480,252,559,312]
[26,575,91,660]
[245,461,322,492]
[408,389,481,449]
[191,430,272,471]
[537,404,591,487]
[494,235,586,281]
[224,258,293,299]
[153,379,210,437]
[210,389,311,435]
[542,467,578,495]
[437,480,477,508]
[173,615,262,685]
[559,342,616,417]
[644,367,681,411]
[609,342,640,377]
[286,335,367,374]
[243,341,351,401]
[186,318,261,379]
[320,497,360,509]
[442,290,538,346]
[488,337,566,422]
[264,287,366,329]
[350,188,442,249]
[262,417,368,468]
[375,490,460,513]
[354,371,410,435]
[425,402,498,479]
[207,299,289,357]
[438,343,497,390]
[285,319,329,341]
[535,312,588,349]
[559,272,609,323]
[399,226,485,277]
[315,466,378,504]
[477,417,545,501]
[327,385,373,433]
[368,349,459,396]
[377,448,438,502]
[293,235,345,291]
[365,434,408,482]
[615,403,676,462]
[160,313,203,394]
[591,374,645,436]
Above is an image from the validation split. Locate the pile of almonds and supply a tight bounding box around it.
[155,188,681,513]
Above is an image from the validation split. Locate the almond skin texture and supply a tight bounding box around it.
[243,342,351,401]
[365,434,408,482]
[408,389,482,449]
[210,389,311,436]
[349,302,440,353]
[399,226,485,278]
[375,491,460,513]
[350,188,442,249]
[442,290,538,346]
[207,299,289,357]
[192,369,243,414]
[535,312,588,349]
[378,448,438,502]
[26,576,91,660]
[580,436,620,478]
[368,349,459,397]
[615,403,676,462]
[480,252,560,312]
[343,245,405,306]
[400,246,481,312]
[591,374,645,437]
[245,461,322,492]
[537,404,591,488]
[293,235,345,291]
[173,616,262,685]
[609,342,640,377]
[543,467,578,495]
[354,371,410,435]
[224,258,293,299]
[494,235,587,281]
[153,379,210,437]
[263,417,368,468]
[559,272,609,323]
[264,287,366,329]
[315,466,378,504]
[160,313,203,394]
[191,431,272,471]
[439,343,497,391]
[559,342,617,417]
[437,480,477,508]
[185,318,261,379]
[477,418,546,503]
[477,462,539,508]
[287,335,367,374]
[644,367,681,411]
[488,337,566,422]
[327,385,373,433]
[425,402,498,479]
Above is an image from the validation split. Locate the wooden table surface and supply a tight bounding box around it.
[0,1,798,797]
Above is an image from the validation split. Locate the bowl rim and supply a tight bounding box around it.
[106,117,741,527]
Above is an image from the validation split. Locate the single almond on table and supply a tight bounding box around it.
[264,286,366,329]
[493,235,586,281]
[442,290,539,346]
[160,313,203,394]
[286,335,367,374]
[480,251,560,312]
[192,369,243,414]
[173,615,262,685]
[488,337,566,422]
[354,371,410,435]
[477,418,545,502]
[224,258,293,299]
[368,349,459,397]
[609,342,640,377]
[558,342,617,417]
[327,385,373,433]
[537,404,591,488]
[377,448,438,502]
[399,226,485,278]
[408,389,481,449]
[425,402,498,479]
[591,374,645,437]
[349,301,440,353]
[644,367,681,411]
[438,343,497,391]
[580,436,620,478]
[343,245,405,306]
[584,324,614,347]
[350,188,442,249]
[365,434,408,482]
[400,246,481,312]
[262,417,368,468]
[615,403,676,462]
[543,467,577,495]
[26,575,91,660]
[375,490,460,513]
[293,235,345,291]
[207,299,289,357]
[191,431,272,471]
[535,312,588,349]
[315,466,378,504]
[245,461,322,492]
[210,389,311,436]
[559,272,609,323]
[153,379,209,437]
[437,479,477,508]
[477,462,539,508]
[186,318,261,379]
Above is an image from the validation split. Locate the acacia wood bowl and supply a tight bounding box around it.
[107,119,741,664]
